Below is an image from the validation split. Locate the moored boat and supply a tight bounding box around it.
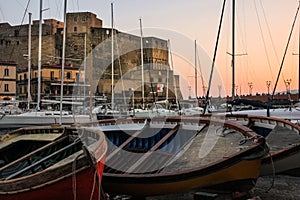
[0,111,91,129]
[0,125,107,200]
[210,114,300,176]
[85,116,267,197]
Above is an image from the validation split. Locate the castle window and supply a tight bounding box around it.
[24,74,27,80]
[4,84,9,92]
[50,71,55,80]
[74,16,78,22]
[16,41,20,45]
[74,26,77,32]
[82,15,87,21]
[66,72,71,79]
[74,45,78,51]
[19,75,22,80]
[4,68,9,76]
[14,30,19,37]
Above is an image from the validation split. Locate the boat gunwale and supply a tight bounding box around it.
[0,126,107,194]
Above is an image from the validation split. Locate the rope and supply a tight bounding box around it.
[271,4,300,99]
[238,135,262,145]
[89,171,97,200]
[265,151,275,192]
[72,153,81,200]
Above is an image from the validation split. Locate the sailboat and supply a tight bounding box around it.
[0,0,91,129]
[128,21,178,118]
[211,1,300,176]
[227,1,300,123]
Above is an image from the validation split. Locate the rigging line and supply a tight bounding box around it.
[196,46,206,97]
[203,0,227,114]
[225,7,231,96]
[76,0,80,11]
[259,0,281,67]
[253,0,275,84]
[271,4,300,99]
[0,0,30,88]
[113,17,126,105]
[54,0,61,20]
[8,0,31,60]
[235,4,247,53]
[168,41,179,108]
[114,33,126,105]
[0,5,4,21]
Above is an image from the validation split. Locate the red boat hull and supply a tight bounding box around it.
[1,158,105,200]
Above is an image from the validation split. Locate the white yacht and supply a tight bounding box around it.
[0,110,91,129]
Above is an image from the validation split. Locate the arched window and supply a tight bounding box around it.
[4,68,9,76]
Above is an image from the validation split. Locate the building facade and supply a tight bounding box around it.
[17,64,81,103]
[0,62,17,100]
[0,12,182,107]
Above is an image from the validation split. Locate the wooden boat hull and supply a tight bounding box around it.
[261,144,300,176]
[209,114,300,176]
[0,126,107,200]
[103,159,260,196]
[1,164,102,200]
[90,116,267,196]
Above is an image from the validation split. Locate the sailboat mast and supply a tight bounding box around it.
[84,33,87,100]
[139,18,145,109]
[231,0,235,99]
[27,12,32,110]
[59,0,67,125]
[37,0,43,111]
[195,40,198,98]
[299,20,300,100]
[111,3,114,110]
[166,40,170,103]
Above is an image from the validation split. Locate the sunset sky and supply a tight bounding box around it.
[1,0,300,98]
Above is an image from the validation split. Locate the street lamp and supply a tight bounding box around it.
[266,81,271,95]
[284,79,292,94]
[248,82,253,95]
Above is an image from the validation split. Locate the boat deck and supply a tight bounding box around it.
[0,133,62,149]
[160,125,246,173]
[266,125,300,152]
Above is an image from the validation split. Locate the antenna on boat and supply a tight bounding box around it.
[59,0,67,125]
[203,0,227,114]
